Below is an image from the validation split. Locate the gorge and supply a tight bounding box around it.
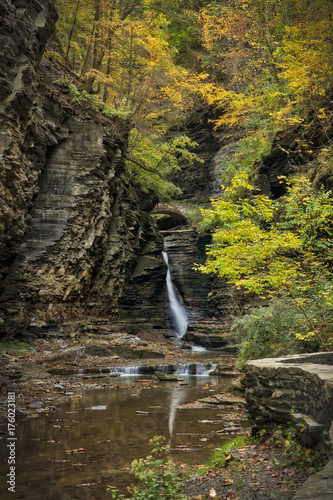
[1,1,333,499]
[0,0,239,341]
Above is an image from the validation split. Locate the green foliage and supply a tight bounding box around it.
[221,129,275,185]
[54,1,217,202]
[68,84,132,119]
[126,130,202,200]
[196,171,303,295]
[233,274,333,366]
[0,341,32,353]
[311,145,333,190]
[278,175,333,260]
[208,435,248,470]
[53,0,333,208]
[197,172,333,351]
[65,83,204,199]
[107,436,187,500]
[267,425,328,473]
[233,298,317,368]
[52,77,71,86]
[197,0,333,187]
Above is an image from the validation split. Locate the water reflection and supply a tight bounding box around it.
[168,387,187,445]
[0,377,236,500]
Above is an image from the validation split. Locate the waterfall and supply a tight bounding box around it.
[105,363,218,377]
[108,366,142,376]
[162,250,188,338]
[172,363,217,376]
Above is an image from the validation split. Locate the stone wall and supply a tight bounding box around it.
[244,353,333,500]
[243,353,333,447]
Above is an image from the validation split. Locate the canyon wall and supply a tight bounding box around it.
[0,0,166,337]
[0,0,243,340]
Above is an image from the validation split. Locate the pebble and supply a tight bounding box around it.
[29,401,43,409]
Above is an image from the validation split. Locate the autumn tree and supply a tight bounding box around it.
[191,0,333,184]
[54,1,207,197]
[197,171,333,349]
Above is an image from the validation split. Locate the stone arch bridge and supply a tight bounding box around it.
[150,203,188,228]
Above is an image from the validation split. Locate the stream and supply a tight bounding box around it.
[0,371,244,500]
[0,250,242,500]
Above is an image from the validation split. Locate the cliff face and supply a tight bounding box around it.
[0,0,256,340]
[0,0,58,265]
[0,0,166,337]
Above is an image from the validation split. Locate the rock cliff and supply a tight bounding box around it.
[0,0,166,337]
[0,0,58,265]
[0,0,244,340]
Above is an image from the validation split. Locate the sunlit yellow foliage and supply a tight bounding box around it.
[278,21,333,105]
[197,172,305,294]
[197,173,333,298]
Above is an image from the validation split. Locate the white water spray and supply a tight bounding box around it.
[108,366,141,376]
[162,250,188,338]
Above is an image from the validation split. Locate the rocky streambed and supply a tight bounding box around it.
[0,319,239,421]
[0,325,249,500]
[1,328,324,500]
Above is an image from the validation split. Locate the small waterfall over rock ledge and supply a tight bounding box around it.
[106,363,218,377]
[162,250,189,338]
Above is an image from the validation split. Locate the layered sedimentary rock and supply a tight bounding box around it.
[162,228,211,323]
[0,0,166,336]
[170,112,242,203]
[0,0,58,265]
[0,0,242,340]
[243,353,333,444]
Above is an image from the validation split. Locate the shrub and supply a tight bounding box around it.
[233,298,319,368]
[107,436,187,500]
[267,425,328,473]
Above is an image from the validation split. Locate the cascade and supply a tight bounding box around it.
[172,363,217,376]
[108,366,142,376]
[155,363,217,376]
[162,250,189,338]
[105,363,218,377]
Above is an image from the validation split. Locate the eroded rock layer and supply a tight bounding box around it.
[0,0,58,265]
[0,0,166,337]
[0,0,240,340]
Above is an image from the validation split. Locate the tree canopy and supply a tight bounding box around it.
[52,0,333,356]
[53,0,333,194]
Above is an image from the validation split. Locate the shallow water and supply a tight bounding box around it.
[0,375,242,500]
